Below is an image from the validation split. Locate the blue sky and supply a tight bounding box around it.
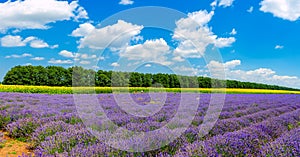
[0,0,300,88]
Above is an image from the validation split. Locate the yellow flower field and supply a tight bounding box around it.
[1,85,300,94]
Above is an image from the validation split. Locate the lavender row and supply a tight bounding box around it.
[175,109,300,156]
[208,104,300,137]
[260,127,300,156]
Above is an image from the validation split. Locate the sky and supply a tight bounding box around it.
[0,0,300,88]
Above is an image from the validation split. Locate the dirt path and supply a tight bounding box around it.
[0,132,32,157]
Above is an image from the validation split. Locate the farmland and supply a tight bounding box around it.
[0,91,299,156]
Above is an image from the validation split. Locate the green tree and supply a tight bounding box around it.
[129,72,142,87]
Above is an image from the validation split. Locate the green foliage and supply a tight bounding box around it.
[0,115,11,129]
[10,121,39,140]
[2,65,299,91]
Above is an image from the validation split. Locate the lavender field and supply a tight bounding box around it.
[0,92,299,157]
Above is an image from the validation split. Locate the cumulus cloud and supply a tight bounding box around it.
[120,38,172,66]
[229,68,300,88]
[145,64,151,67]
[0,35,26,47]
[5,53,32,59]
[0,0,88,32]
[111,62,120,67]
[206,59,300,88]
[206,60,240,78]
[247,6,254,13]
[31,57,45,61]
[59,50,76,58]
[275,45,284,49]
[79,60,91,65]
[74,5,88,22]
[173,10,235,58]
[260,0,300,21]
[172,56,185,62]
[72,10,235,66]
[71,23,95,37]
[0,35,56,48]
[50,45,59,49]
[214,37,236,47]
[210,0,234,8]
[48,58,73,64]
[173,66,199,76]
[58,50,98,62]
[230,28,237,35]
[224,60,241,69]
[210,1,217,8]
[119,0,134,5]
[219,0,235,7]
[30,39,49,48]
[74,20,144,50]
[81,54,97,59]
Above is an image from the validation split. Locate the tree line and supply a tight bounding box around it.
[2,65,299,91]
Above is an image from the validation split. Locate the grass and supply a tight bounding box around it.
[0,85,300,94]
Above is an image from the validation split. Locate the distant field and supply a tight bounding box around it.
[1,85,300,94]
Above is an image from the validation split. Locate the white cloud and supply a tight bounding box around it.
[272,75,297,81]
[230,28,237,35]
[23,36,36,43]
[74,6,88,22]
[172,56,185,62]
[245,68,276,77]
[206,60,240,78]
[30,39,49,48]
[173,40,205,58]
[211,1,217,8]
[260,0,300,21]
[120,38,172,66]
[59,50,76,58]
[173,10,235,59]
[206,59,300,88]
[50,45,59,49]
[224,59,241,69]
[229,68,300,88]
[219,0,235,7]
[79,60,91,65]
[71,23,95,37]
[275,45,284,49]
[98,56,105,61]
[58,50,98,62]
[48,58,73,64]
[214,37,236,48]
[31,57,45,61]
[111,62,120,67]
[173,66,199,76]
[5,53,32,59]
[0,35,26,47]
[247,6,254,13]
[76,20,144,50]
[0,35,55,48]
[119,0,134,5]
[80,54,96,59]
[145,64,151,67]
[0,0,88,32]
[174,10,214,30]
